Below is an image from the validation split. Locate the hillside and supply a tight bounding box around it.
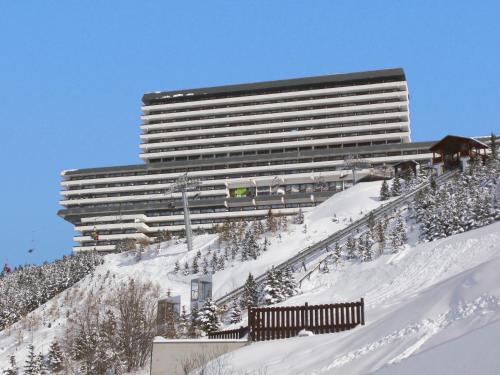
[214,221,500,374]
[1,172,498,373]
[0,180,388,370]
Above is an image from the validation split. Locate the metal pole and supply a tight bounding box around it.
[182,189,194,252]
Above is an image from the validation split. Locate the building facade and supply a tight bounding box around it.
[59,68,435,253]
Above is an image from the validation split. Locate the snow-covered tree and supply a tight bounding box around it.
[379,180,391,201]
[178,306,189,338]
[374,220,387,255]
[331,242,343,267]
[23,345,38,375]
[263,267,285,305]
[229,299,242,324]
[202,256,209,275]
[390,214,407,252]
[191,256,199,274]
[241,273,259,309]
[282,265,297,298]
[173,260,180,274]
[266,209,278,232]
[197,298,220,334]
[183,261,190,276]
[47,341,64,373]
[390,176,402,196]
[294,208,305,224]
[3,355,19,375]
[359,232,375,262]
[345,235,358,260]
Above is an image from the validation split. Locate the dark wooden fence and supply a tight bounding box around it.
[248,299,364,341]
[208,299,364,342]
[207,325,249,340]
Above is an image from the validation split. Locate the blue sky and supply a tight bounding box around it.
[0,1,499,268]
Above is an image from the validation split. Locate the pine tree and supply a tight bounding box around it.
[24,344,37,375]
[266,209,278,232]
[345,235,358,260]
[282,265,297,297]
[229,299,242,324]
[187,307,200,338]
[173,260,180,274]
[47,341,64,373]
[380,180,390,201]
[359,232,375,262]
[197,298,220,334]
[390,176,402,196]
[191,256,199,274]
[294,208,305,224]
[263,267,285,305]
[262,237,269,252]
[202,256,209,275]
[3,355,19,375]
[375,220,387,255]
[390,214,407,252]
[36,354,48,375]
[178,306,189,338]
[490,132,498,160]
[210,252,219,271]
[217,255,225,270]
[367,211,376,232]
[241,273,259,309]
[331,242,343,267]
[183,261,190,276]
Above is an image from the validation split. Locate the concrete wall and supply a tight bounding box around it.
[150,338,248,375]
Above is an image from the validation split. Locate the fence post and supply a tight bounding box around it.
[248,306,254,341]
[304,302,309,330]
[360,298,365,325]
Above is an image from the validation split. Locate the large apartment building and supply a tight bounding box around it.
[59,68,435,253]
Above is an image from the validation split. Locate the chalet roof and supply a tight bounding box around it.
[429,135,489,153]
[392,160,419,167]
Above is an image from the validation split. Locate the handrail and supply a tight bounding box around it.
[215,169,460,305]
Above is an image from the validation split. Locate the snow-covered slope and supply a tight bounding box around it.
[213,180,388,298]
[216,221,500,374]
[0,181,388,369]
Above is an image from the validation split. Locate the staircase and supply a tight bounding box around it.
[215,169,460,306]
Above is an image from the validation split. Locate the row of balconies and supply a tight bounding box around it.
[140,132,410,159]
[141,110,408,137]
[141,81,407,113]
[140,123,409,152]
[141,102,408,131]
[141,91,407,123]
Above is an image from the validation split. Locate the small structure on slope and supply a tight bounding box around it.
[430,135,489,175]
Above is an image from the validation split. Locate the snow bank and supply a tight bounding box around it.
[218,221,500,374]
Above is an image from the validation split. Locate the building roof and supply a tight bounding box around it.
[429,135,489,153]
[142,68,406,105]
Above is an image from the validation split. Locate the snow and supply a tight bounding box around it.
[1,175,498,373]
[213,221,500,374]
[213,180,390,298]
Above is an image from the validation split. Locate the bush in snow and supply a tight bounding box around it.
[3,355,19,375]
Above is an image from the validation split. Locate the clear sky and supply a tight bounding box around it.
[0,1,499,268]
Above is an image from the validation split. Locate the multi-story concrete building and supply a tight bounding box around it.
[59,68,435,253]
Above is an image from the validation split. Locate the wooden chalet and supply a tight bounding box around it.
[430,135,489,172]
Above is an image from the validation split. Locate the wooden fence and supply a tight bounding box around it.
[248,299,364,341]
[207,325,249,340]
